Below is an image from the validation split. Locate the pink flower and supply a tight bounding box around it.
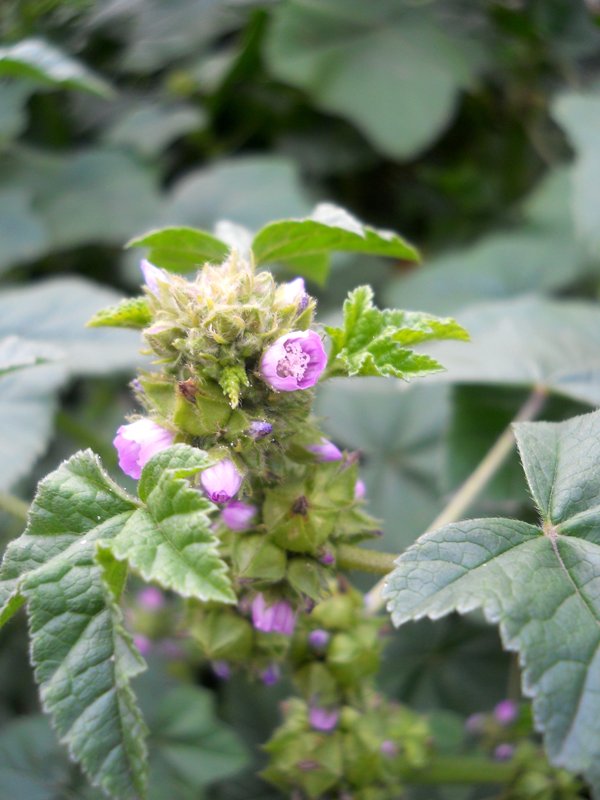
[494,700,518,726]
[308,438,342,462]
[494,743,515,762]
[113,418,175,479]
[309,706,339,732]
[354,479,366,500]
[221,501,257,531]
[133,634,152,657]
[251,593,295,635]
[200,459,243,503]
[276,277,308,311]
[259,330,327,392]
[136,586,165,611]
[140,259,171,295]
[380,740,397,757]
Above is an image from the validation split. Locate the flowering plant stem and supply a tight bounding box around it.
[0,491,29,521]
[403,754,514,785]
[336,543,397,574]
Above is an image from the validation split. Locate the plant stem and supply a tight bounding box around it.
[403,755,514,785]
[363,384,549,613]
[0,492,29,521]
[337,544,397,574]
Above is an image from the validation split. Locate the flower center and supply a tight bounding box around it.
[276,340,310,380]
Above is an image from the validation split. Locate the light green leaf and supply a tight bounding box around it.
[325,285,468,379]
[252,202,418,285]
[384,408,600,796]
[111,444,235,603]
[0,450,147,799]
[0,82,31,144]
[0,336,60,375]
[0,187,49,273]
[103,102,206,158]
[0,39,113,97]
[87,296,152,329]
[265,0,483,159]
[127,226,230,273]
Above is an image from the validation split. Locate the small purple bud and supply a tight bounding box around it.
[200,459,243,503]
[494,743,515,762]
[136,586,165,611]
[133,634,152,657]
[308,629,330,649]
[140,259,171,295]
[380,740,397,757]
[221,500,257,531]
[211,660,231,680]
[308,438,343,462]
[465,713,486,734]
[259,330,327,392]
[276,277,308,311]
[354,479,366,500]
[251,593,296,635]
[113,418,175,480]
[131,378,143,393]
[309,706,339,732]
[494,700,518,726]
[260,664,281,685]
[319,550,335,566]
[249,420,273,439]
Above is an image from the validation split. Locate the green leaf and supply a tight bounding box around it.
[0,82,31,144]
[0,187,49,273]
[325,285,469,379]
[111,444,235,604]
[265,0,483,159]
[0,39,113,97]
[103,102,206,158]
[127,226,230,273]
[384,408,600,795]
[0,335,60,375]
[0,450,147,799]
[87,296,152,330]
[252,203,418,286]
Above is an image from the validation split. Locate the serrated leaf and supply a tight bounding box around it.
[87,296,152,330]
[0,450,147,799]
[128,226,230,273]
[325,285,468,379]
[252,203,418,285]
[111,444,235,604]
[0,39,113,97]
[384,408,600,796]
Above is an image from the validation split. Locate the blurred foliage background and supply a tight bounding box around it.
[2,1,600,797]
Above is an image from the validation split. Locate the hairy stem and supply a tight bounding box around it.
[403,754,514,785]
[337,544,397,574]
[0,491,29,522]
[363,384,549,613]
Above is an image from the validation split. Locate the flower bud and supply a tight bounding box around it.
[200,459,243,503]
[465,713,485,734]
[308,629,330,650]
[308,438,342,462]
[259,330,327,392]
[211,660,231,680]
[251,593,296,635]
[248,420,273,439]
[494,699,518,726]
[276,277,308,311]
[309,706,339,732]
[136,586,165,611]
[113,418,175,479]
[260,664,281,685]
[133,634,152,657]
[140,259,171,295]
[494,743,515,761]
[380,740,397,757]
[354,479,366,500]
[221,501,257,531]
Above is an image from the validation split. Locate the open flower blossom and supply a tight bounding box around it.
[309,706,339,732]
[113,418,175,479]
[200,459,243,503]
[251,593,296,635]
[259,330,327,392]
[140,259,171,295]
[221,500,257,531]
[276,277,308,311]
[308,438,342,462]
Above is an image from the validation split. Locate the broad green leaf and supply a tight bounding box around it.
[87,296,152,330]
[127,226,230,273]
[0,82,31,144]
[265,0,483,158]
[103,102,206,158]
[252,203,418,286]
[111,444,235,603]
[384,408,600,795]
[419,296,600,406]
[0,39,113,97]
[0,336,60,375]
[0,187,48,273]
[0,450,147,799]
[325,285,468,379]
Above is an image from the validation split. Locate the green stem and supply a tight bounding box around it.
[0,491,29,521]
[337,544,397,575]
[403,755,514,785]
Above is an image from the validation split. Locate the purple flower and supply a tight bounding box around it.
[494,700,518,726]
[248,420,273,439]
[136,586,165,611]
[251,593,296,635]
[260,664,281,685]
[308,629,330,649]
[380,740,397,758]
[221,501,257,531]
[211,660,231,680]
[113,418,175,480]
[259,330,327,392]
[140,259,170,295]
[319,550,335,566]
[465,713,485,734]
[276,278,308,311]
[308,438,342,462]
[309,706,339,732]
[133,634,152,657]
[200,459,243,503]
[354,479,366,500]
[494,743,515,762]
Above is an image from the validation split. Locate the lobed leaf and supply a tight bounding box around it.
[384,408,600,797]
[127,227,230,273]
[325,285,468,379]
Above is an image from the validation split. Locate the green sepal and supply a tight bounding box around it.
[173,380,244,437]
[189,606,254,662]
[287,557,330,601]
[327,625,382,687]
[87,295,152,329]
[232,534,287,582]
